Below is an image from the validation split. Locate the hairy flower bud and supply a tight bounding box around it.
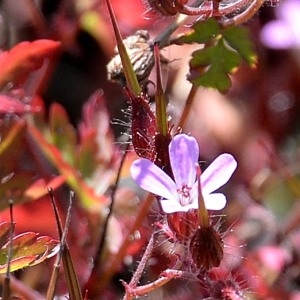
[209,279,245,300]
[130,92,157,161]
[189,225,224,271]
[107,30,154,86]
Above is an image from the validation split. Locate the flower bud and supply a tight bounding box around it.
[209,279,244,300]
[130,92,157,161]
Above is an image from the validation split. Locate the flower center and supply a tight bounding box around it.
[177,184,192,206]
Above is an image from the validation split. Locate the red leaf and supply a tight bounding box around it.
[24,176,66,201]
[0,40,61,89]
[0,95,42,114]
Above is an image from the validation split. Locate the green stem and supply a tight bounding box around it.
[154,43,168,136]
[105,0,141,96]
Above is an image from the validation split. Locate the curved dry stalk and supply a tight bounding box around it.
[220,0,265,27]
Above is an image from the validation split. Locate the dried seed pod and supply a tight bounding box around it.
[189,225,224,271]
[107,30,154,86]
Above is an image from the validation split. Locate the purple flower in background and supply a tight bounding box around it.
[130,134,237,213]
[260,0,300,49]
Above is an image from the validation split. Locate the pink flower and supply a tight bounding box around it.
[260,0,300,49]
[130,134,237,213]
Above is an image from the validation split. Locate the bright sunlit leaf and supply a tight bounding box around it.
[0,224,59,273]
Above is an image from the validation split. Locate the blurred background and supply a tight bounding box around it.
[1,0,300,299]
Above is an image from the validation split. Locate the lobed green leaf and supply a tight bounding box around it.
[176,18,220,45]
[189,39,241,92]
[223,26,257,67]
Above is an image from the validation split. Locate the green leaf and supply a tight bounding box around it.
[263,174,300,220]
[223,26,257,67]
[49,103,77,165]
[189,39,241,92]
[76,132,98,178]
[174,18,257,92]
[176,18,220,45]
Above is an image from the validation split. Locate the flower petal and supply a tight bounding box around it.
[203,193,227,210]
[260,21,296,49]
[160,199,188,213]
[160,198,198,213]
[201,153,237,195]
[130,158,177,201]
[169,134,199,189]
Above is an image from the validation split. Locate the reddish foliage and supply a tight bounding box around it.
[0,40,61,89]
[0,95,42,114]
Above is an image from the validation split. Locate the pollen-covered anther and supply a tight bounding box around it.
[177,184,192,206]
[189,225,224,271]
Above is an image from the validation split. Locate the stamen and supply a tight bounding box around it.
[177,184,191,206]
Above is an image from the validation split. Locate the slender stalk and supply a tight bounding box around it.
[220,0,265,27]
[177,85,198,130]
[46,191,74,300]
[2,201,14,300]
[154,43,168,136]
[105,0,141,96]
[123,269,195,299]
[122,235,155,300]
[0,275,45,300]
[48,190,82,300]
